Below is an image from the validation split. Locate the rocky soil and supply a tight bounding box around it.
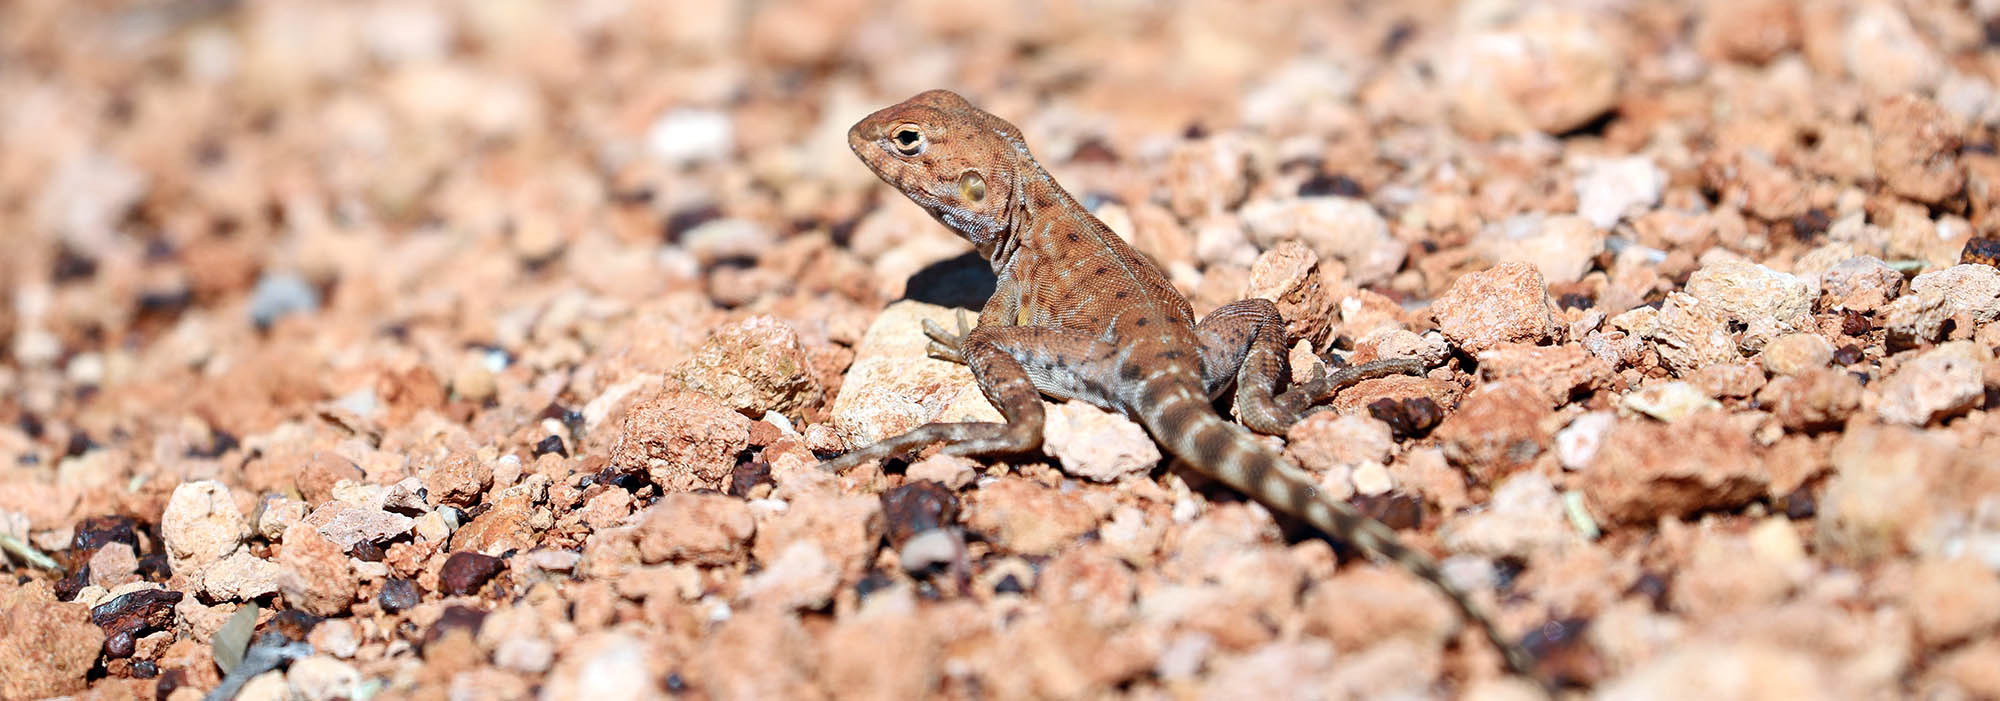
[4,0,2000,699]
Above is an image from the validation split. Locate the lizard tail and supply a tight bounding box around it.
[1137,378,1538,679]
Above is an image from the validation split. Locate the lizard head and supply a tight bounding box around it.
[849,89,1024,255]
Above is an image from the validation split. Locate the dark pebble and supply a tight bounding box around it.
[879,480,960,549]
[1368,397,1444,439]
[422,604,489,650]
[728,460,772,498]
[71,514,140,556]
[438,552,506,596]
[380,578,421,613]
[90,588,184,646]
[533,435,568,458]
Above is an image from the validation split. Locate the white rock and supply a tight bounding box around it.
[1843,2,1944,95]
[1622,381,1721,422]
[1556,412,1617,470]
[1442,472,1573,558]
[162,481,246,575]
[647,108,733,166]
[1876,342,1991,426]
[1041,401,1161,483]
[1576,157,1666,229]
[1647,260,1813,374]
[830,301,1001,448]
[286,656,360,701]
[1883,264,2000,344]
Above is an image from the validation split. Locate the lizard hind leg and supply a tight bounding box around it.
[1194,299,1304,434]
[1197,298,1430,434]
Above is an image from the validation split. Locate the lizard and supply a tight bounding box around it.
[821,89,1536,678]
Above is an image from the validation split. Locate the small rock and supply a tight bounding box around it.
[304,501,415,551]
[965,478,1099,556]
[1688,362,1766,399]
[1354,328,1451,367]
[1165,135,1254,220]
[753,495,880,579]
[1238,197,1405,287]
[422,452,492,509]
[879,480,960,550]
[308,618,360,659]
[161,480,247,577]
[1818,424,1960,559]
[1434,381,1550,483]
[378,579,421,613]
[1576,158,1665,230]
[202,552,282,601]
[740,540,840,610]
[1760,333,1835,376]
[1621,381,1721,422]
[1882,264,2000,346]
[1285,413,1395,474]
[1876,342,1991,426]
[904,454,978,490]
[1479,214,1607,286]
[647,108,733,166]
[542,632,661,700]
[87,541,140,589]
[449,351,497,404]
[1906,557,2000,648]
[296,453,362,505]
[286,656,361,701]
[1818,256,1904,313]
[1433,262,1556,355]
[1580,414,1767,523]
[1647,260,1813,374]
[1845,5,1945,97]
[90,588,182,657]
[1041,401,1161,482]
[1871,94,1964,203]
[674,315,824,420]
[247,272,320,327]
[0,584,106,698]
[636,492,756,566]
[611,389,752,492]
[276,523,354,616]
[1243,241,1335,344]
[1696,0,1800,64]
[438,552,507,596]
[1757,368,1865,432]
[1476,342,1616,405]
[255,498,309,540]
[1441,9,1623,136]
[1555,412,1617,470]
[830,301,1002,448]
[1441,472,1573,557]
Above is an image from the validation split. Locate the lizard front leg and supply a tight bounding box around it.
[820,325,1105,472]
[1196,298,1425,435]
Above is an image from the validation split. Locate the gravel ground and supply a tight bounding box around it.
[4,0,2000,699]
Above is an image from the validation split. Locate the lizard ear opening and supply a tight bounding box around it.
[958,171,987,203]
[891,124,925,156]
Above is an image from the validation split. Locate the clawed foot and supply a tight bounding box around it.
[922,308,973,364]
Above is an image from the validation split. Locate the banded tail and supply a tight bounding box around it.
[1136,375,1537,677]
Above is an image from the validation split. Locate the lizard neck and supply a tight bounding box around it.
[991,159,1089,269]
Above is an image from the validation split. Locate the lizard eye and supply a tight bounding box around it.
[958,171,986,202]
[891,125,925,156]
